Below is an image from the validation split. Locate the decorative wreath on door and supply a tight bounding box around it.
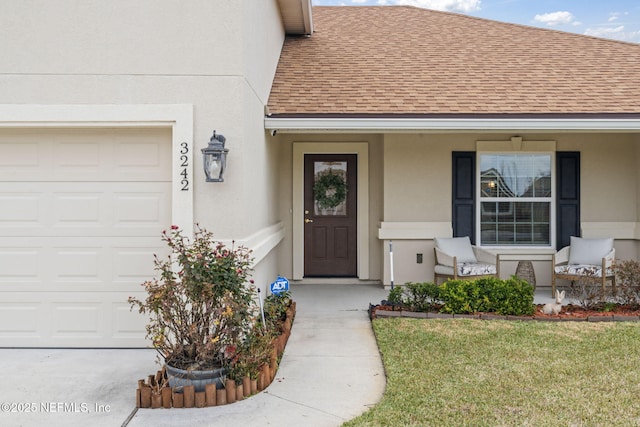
[314,169,347,209]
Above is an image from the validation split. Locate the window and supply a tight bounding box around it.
[478,153,552,246]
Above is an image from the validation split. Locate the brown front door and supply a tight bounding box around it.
[304,154,357,277]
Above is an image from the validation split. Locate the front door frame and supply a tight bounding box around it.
[293,142,369,280]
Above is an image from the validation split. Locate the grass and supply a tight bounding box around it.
[344,319,640,427]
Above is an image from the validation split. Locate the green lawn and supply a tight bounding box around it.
[345,319,640,427]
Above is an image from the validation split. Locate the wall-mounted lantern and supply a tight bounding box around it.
[201,130,229,182]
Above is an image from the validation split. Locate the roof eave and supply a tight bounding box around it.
[277,0,313,36]
[264,116,640,133]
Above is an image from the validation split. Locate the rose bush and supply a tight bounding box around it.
[129,225,256,371]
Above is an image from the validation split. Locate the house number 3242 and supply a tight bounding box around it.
[180,142,189,191]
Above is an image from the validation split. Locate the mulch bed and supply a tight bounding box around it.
[371,303,640,322]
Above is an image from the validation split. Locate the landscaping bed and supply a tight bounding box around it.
[135,301,295,409]
[372,302,640,322]
[370,275,640,322]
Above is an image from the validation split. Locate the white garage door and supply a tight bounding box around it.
[0,128,172,347]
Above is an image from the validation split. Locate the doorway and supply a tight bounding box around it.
[304,154,357,277]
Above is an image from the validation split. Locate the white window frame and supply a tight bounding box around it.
[475,138,556,249]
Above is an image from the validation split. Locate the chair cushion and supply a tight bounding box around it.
[555,264,613,278]
[568,236,613,265]
[435,263,496,277]
[435,237,477,264]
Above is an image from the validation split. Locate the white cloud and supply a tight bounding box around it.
[584,25,640,42]
[585,25,625,37]
[391,0,481,13]
[608,12,629,23]
[533,11,576,26]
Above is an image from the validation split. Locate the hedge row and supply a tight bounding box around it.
[387,277,535,316]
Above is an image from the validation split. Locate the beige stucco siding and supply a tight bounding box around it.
[272,131,640,286]
[383,134,452,221]
[1,0,284,229]
[380,132,640,286]
[560,134,637,223]
[2,1,241,76]
[0,0,287,295]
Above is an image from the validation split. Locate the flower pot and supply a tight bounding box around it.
[165,364,227,393]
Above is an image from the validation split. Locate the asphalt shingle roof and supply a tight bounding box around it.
[267,6,640,117]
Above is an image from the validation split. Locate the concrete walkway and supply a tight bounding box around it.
[0,283,388,427]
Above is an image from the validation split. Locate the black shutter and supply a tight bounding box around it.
[452,152,476,244]
[556,152,580,249]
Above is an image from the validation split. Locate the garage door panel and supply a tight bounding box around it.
[0,248,40,281]
[0,303,42,335]
[0,193,40,222]
[55,248,102,282]
[55,194,102,224]
[53,303,101,337]
[112,299,149,340]
[113,247,160,282]
[0,292,149,347]
[0,128,171,182]
[114,192,167,226]
[0,183,171,237]
[0,237,166,291]
[0,141,39,167]
[57,141,100,167]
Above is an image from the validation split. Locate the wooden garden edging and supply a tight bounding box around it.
[136,301,296,409]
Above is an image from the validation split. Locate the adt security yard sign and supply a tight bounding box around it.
[270,275,289,295]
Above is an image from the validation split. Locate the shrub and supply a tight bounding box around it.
[128,225,256,371]
[439,276,534,316]
[567,275,609,310]
[613,259,640,308]
[438,279,486,314]
[229,324,273,381]
[383,282,440,312]
[263,290,292,333]
[404,282,440,312]
[480,276,535,316]
[386,286,405,306]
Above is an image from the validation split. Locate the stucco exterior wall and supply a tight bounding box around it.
[0,0,286,290]
[2,1,242,76]
[380,132,640,287]
[271,131,640,287]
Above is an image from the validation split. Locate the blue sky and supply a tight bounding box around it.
[312,0,640,43]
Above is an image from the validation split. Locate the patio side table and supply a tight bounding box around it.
[515,260,536,289]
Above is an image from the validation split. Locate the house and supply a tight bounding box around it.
[0,1,638,348]
[266,6,640,288]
